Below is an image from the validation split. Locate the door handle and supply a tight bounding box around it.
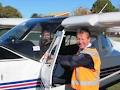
[1,74,3,80]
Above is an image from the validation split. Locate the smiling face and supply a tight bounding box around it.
[76,31,91,49]
[43,31,50,40]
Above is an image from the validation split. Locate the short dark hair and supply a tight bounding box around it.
[77,27,91,38]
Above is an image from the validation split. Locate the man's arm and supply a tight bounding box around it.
[57,54,94,69]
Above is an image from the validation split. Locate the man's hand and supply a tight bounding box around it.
[42,52,53,64]
[43,52,49,60]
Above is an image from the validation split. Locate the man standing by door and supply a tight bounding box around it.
[57,29,101,90]
[44,29,101,90]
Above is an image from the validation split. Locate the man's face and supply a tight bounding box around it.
[76,32,90,49]
[43,31,50,40]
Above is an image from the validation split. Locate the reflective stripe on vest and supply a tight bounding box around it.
[71,80,99,86]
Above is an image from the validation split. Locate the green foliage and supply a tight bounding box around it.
[3,6,22,18]
[91,0,118,13]
[0,3,22,18]
[0,7,4,17]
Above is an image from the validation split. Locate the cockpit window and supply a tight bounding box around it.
[0,19,62,61]
[24,23,42,46]
[65,35,77,46]
[0,22,29,44]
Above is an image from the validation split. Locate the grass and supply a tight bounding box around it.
[107,83,120,90]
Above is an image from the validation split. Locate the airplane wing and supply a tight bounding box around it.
[62,12,120,32]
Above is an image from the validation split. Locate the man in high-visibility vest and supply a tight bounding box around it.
[57,29,101,90]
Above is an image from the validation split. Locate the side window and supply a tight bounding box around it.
[65,35,77,46]
[24,31,41,46]
[91,36,99,50]
[0,47,21,59]
[59,32,78,55]
[100,36,111,50]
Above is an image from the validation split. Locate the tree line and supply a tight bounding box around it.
[73,0,118,16]
[0,0,119,18]
[0,3,22,18]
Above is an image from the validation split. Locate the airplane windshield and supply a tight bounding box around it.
[0,18,63,60]
[0,21,31,44]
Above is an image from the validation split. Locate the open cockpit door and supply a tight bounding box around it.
[40,30,65,89]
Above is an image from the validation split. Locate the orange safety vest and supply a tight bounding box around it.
[71,48,101,90]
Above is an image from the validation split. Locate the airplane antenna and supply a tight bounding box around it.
[99,3,108,14]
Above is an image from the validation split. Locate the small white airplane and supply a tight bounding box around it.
[0,12,120,90]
